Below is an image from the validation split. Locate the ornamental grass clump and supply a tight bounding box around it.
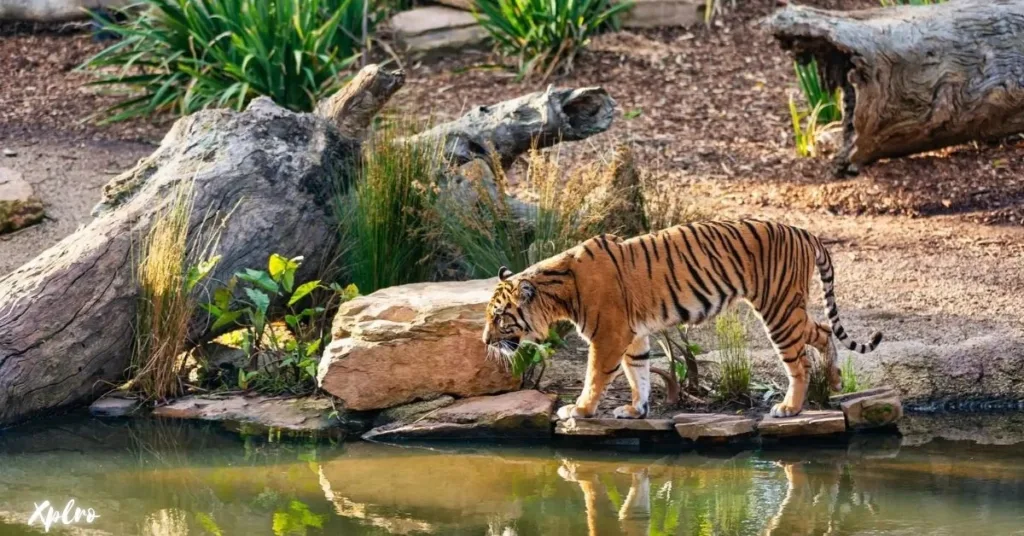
[473,0,632,79]
[82,0,376,122]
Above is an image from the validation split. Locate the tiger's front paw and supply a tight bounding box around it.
[557,404,587,420]
[769,402,803,418]
[612,404,646,419]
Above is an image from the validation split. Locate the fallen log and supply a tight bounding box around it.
[767,1,1024,175]
[0,66,615,426]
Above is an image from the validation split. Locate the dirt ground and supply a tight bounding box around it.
[2,1,1023,414]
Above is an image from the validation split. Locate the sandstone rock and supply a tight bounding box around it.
[830,386,903,430]
[318,278,518,411]
[372,395,456,428]
[153,394,368,437]
[362,390,555,441]
[673,413,757,441]
[0,167,44,235]
[89,395,142,418]
[390,6,489,56]
[620,0,703,28]
[757,410,847,438]
[554,417,675,437]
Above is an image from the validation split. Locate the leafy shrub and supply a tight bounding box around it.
[82,0,376,122]
[132,182,219,402]
[806,353,832,407]
[473,0,632,78]
[336,123,444,293]
[508,324,571,388]
[714,311,751,403]
[441,147,619,277]
[655,325,705,397]
[204,254,359,395]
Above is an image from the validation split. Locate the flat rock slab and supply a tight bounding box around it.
[621,0,703,28]
[555,417,675,438]
[673,413,757,441]
[372,395,456,428]
[0,167,44,235]
[757,410,847,438]
[363,390,555,442]
[390,6,489,55]
[153,394,360,437]
[89,395,143,418]
[831,386,903,430]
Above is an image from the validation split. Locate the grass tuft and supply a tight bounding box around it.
[473,0,631,79]
[714,310,751,403]
[336,121,444,293]
[132,180,219,402]
[440,147,621,277]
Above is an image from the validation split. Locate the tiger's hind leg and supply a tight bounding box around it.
[764,306,816,418]
[613,337,651,419]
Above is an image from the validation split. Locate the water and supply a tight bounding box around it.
[1,415,1024,535]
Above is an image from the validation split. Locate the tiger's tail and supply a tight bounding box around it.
[813,239,883,354]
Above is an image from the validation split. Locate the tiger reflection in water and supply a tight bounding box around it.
[556,457,878,536]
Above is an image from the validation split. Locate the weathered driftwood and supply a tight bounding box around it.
[409,85,616,169]
[767,1,1024,174]
[0,65,615,426]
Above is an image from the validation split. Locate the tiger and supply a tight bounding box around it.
[482,219,882,420]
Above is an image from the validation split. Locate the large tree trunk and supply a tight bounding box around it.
[0,66,616,427]
[767,0,1024,175]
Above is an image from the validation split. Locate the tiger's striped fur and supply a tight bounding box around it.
[482,219,882,419]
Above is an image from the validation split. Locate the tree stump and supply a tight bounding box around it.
[767,1,1024,175]
[0,65,616,426]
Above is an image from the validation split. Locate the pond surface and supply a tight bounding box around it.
[1,415,1023,535]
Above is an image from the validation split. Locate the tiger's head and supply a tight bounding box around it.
[483,266,544,358]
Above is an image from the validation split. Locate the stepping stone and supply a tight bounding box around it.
[390,6,489,57]
[0,167,44,235]
[153,394,367,437]
[554,417,675,437]
[362,390,555,442]
[673,413,757,441]
[89,395,142,418]
[621,0,704,28]
[830,386,903,430]
[757,410,846,438]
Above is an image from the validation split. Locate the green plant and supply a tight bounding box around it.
[441,147,619,277]
[508,324,569,388]
[639,168,711,231]
[336,122,444,293]
[806,351,832,408]
[655,325,705,398]
[790,59,843,158]
[132,181,220,402]
[473,0,632,79]
[81,0,376,122]
[794,60,842,124]
[714,311,751,403]
[840,354,863,394]
[204,253,359,394]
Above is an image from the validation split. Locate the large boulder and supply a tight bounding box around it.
[318,278,518,411]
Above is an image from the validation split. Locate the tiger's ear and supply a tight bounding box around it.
[518,280,536,303]
[498,266,513,281]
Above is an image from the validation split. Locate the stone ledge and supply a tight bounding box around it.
[757,410,847,438]
[831,386,903,430]
[673,413,757,441]
[152,394,369,438]
[555,417,675,437]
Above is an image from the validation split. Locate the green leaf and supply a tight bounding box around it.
[305,338,322,357]
[214,286,234,312]
[185,255,221,292]
[285,314,299,330]
[288,280,321,306]
[211,309,245,332]
[245,288,271,315]
[237,269,279,294]
[624,108,642,120]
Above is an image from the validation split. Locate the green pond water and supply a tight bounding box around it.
[1,415,1023,536]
